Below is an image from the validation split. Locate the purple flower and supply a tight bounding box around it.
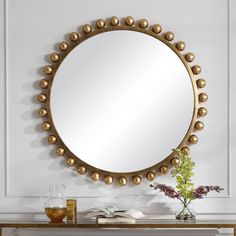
[150,182,180,199]
[193,185,224,199]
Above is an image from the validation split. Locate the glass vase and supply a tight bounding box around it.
[175,204,196,222]
[41,184,67,223]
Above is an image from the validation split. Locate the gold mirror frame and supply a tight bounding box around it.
[37,16,208,186]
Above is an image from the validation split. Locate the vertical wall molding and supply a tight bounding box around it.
[0,0,6,197]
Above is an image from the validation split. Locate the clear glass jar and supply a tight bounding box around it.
[175,204,196,222]
[41,184,67,222]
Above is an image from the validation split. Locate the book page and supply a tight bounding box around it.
[114,209,145,219]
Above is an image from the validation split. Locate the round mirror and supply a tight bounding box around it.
[51,30,193,173]
[38,17,207,185]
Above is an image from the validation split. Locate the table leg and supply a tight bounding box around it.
[234,227,236,236]
[0,228,2,236]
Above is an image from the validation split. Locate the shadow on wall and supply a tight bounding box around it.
[21,54,66,166]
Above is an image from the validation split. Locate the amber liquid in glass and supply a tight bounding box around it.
[45,207,67,222]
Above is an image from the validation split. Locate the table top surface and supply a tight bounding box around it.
[1,219,236,228]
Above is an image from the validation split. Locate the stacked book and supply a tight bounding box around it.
[85,206,145,224]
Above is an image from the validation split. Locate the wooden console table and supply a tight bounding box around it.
[0,219,236,236]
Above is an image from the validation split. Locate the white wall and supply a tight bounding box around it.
[0,0,235,235]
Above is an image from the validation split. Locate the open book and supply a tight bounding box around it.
[85,206,145,219]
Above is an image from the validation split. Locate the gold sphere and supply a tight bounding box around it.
[139,19,149,29]
[44,65,53,75]
[198,107,208,117]
[181,146,190,155]
[133,175,142,185]
[66,157,75,167]
[160,165,168,174]
[70,32,79,42]
[83,24,92,34]
[110,16,119,26]
[146,171,156,181]
[175,41,185,51]
[125,16,135,26]
[196,79,206,88]
[50,53,60,63]
[42,122,51,131]
[38,93,47,103]
[38,108,47,117]
[39,79,49,89]
[188,135,198,144]
[77,165,87,174]
[104,175,113,185]
[184,53,195,62]
[118,177,127,186]
[56,147,65,156]
[48,135,57,144]
[91,172,100,181]
[164,31,174,41]
[152,24,162,34]
[192,65,202,75]
[171,157,180,166]
[96,19,105,29]
[59,41,69,51]
[199,93,208,103]
[194,121,204,131]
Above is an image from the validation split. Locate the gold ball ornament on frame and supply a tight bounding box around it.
[41,122,51,131]
[199,93,208,103]
[133,175,142,185]
[152,24,162,34]
[119,177,128,186]
[184,53,195,62]
[160,165,168,174]
[38,108,47,117]
[91,172,100,181]
[181,146,190,155]
[104,176,113,185]
[83,24,92,34]
[175,41,185,51]
[70,32,79,42]
[164,31,174,41]
[44,65,53,75]
[194,121,204,131]
[171,157,180,166]
[56,147,65,156]
[48,135,57,144]
[96,19,106,29]
[188,135,198,144]
[66,157,75,167]
[192,65,202,75]
[51,53,60,63]
[198,107,208,117]
[38,93,47,103]
[59,41,69,51]
[125,16,135,26]
[110,16,119,26]
[196,79,206,88]
[77,165,87,174]
[146,171,156,181]
[139,19,149,29]
[39,79,49,89]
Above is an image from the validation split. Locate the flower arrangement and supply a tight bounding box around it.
[150,149,224,221]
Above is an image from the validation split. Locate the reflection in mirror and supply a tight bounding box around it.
[51,31,193,173]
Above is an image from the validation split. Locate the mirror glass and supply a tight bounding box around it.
[51,30,194,173]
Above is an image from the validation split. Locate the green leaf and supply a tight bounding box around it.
[176,176,183,183]
[171,148,196,201]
